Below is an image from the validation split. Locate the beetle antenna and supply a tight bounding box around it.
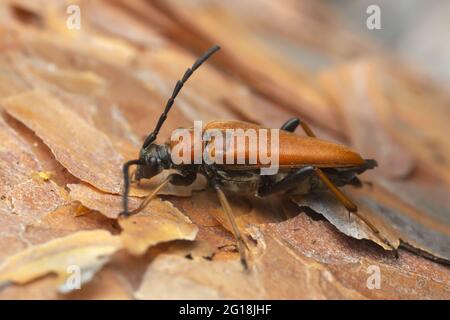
[142,45,221,148]
[119,159,143,217]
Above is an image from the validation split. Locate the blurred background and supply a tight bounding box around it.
[329,0,450,86]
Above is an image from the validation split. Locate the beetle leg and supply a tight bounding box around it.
[125,175,173,216]
[281,119,393,248]
[258,166,315,197]
[215,185,249,270]
[295,121,360,213]
[314,168,395,250]
[313,168,358,212]
[208,175,249,270]
[280,117,300,132]
[292,118,317,138]
[130,169,139,184]
[289,118,357,211]
[120,171,197,218]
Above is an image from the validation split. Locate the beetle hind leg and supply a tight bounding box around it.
[312,167,397,249]
[280,118,394,248]
[280,117,300,132]
[288,118,358,212]
[313,167,357,212]
[281,117,316,137]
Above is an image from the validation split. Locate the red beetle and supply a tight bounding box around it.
[120,45,378,268]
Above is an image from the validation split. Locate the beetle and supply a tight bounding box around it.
[119,45,380,268]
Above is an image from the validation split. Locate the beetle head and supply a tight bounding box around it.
[134,143,171,181]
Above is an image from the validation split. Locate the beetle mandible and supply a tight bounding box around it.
[119,45,380,268]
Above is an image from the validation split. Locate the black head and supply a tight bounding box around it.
[134,143,171,181]
[120,45,221,215]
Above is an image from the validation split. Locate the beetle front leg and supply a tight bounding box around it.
[120,170,197,218]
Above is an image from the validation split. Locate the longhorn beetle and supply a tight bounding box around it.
[119,45,383,268]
